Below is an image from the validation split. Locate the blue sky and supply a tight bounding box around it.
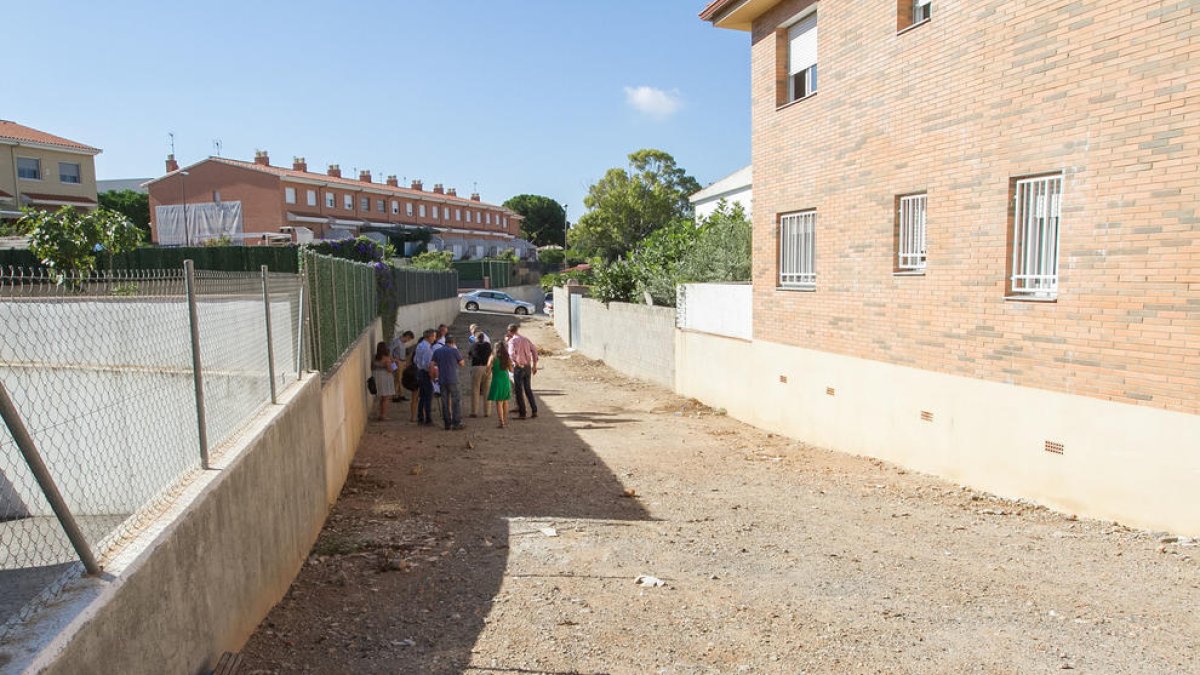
[8,1,749,222]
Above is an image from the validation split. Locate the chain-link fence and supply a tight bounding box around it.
[0,263,305,636]
[303,251,380,374]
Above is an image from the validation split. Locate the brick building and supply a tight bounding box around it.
[145,151,527,257]
[689,0,1200,533]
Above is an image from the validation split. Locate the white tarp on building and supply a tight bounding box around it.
[155,201,244,245]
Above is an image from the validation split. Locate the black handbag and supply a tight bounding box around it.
[367,376,377,395]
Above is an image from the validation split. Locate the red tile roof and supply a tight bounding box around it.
[206,157,517,214]
[699,0,740,21]
[23,193,98,204]
[0,120,100,154]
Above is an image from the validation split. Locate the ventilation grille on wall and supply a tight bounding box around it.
[920,410,934,422]
[825,387,836,396]
[1045,440,1064,455]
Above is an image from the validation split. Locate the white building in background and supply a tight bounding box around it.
[689,164,751,221]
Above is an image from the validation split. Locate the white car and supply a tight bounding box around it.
[459,290,535,315]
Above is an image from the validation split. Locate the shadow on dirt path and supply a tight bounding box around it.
[240,311,649,674]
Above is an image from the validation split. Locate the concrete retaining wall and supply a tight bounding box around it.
[675,330,1200,537]
[494,284,546,313]
[3,323,383,674]
[321,318,381,506]
[573,298,675,389]
[391,297,460,339]
[553,287,570,339]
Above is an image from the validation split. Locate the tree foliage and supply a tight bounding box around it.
[411,250,454,270]
[19,207,142,280]
[568,149,701,261]
[590,201,751,306]
[97,189,151,239]
[503,194,567,247]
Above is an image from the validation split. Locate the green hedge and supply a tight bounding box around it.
[452,259,514,284]
[0,246,300,273]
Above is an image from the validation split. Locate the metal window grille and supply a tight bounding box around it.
[1011,174,1062,298]
[914,0,932,23]
[897,193,927,271]
[779,211,816,288]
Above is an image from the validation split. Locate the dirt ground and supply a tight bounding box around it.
[240,313,1199,674]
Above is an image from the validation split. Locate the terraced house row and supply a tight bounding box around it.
[146,151,528,258]
[692,0,1200,533]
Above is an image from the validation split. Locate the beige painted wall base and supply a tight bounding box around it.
[676,330,1200,537]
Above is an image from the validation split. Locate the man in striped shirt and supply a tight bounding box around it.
[506,323,539,419]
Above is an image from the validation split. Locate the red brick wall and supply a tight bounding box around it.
[148,163,280,241]
[748,0,1200,413]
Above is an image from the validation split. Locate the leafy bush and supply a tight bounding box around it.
[19,207,142,280]
[538,248,566,266]
[586,202,751,306]
[411,250,454,270]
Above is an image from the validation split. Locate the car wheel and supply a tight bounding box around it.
[466,302,479,311]
[515,306,528,315]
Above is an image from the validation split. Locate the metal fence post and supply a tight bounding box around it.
[330,260,340,362]
[0,379,102,576]
[183,260,210,470]
[296,263,307,379]
[261,265,278,404]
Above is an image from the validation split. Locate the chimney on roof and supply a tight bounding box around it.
[165,154,179,173]
[293,156,307,172]
[359,169,372,183]
[411,179,423,191]
[446,187,457,197]
[254,150,270,166]
[432,183,444,194]
[386,175,399,187]
[327,164,341,178]
[470,192,481,202]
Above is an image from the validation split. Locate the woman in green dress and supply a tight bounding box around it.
[486,343,513,428]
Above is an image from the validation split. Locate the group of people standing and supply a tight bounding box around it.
[371,321,540,430]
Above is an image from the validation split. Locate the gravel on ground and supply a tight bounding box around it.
[240,312,1199,674]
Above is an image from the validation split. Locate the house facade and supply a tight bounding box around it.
[0,120,100,221]
[145,152,528,257]
[690,164,752,221]
[694,0,1200,533]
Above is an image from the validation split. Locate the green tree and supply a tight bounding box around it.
[19,207,142,281]
[503,194,567,247]
[569,149,701,261]
[411,250,453,270]
[97,189,151,239]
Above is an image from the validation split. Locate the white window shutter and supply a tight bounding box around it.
[788,14,818,76]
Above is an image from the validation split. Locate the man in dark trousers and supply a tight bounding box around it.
[506,323,539,419]
[432,335,465,430]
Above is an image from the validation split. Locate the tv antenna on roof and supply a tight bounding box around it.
[168,132,175,156]
[213,139,222,156]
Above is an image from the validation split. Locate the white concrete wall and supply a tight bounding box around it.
[390,297,461,338]
[495,284,546,313]
[677,283,752,340]
[573,299,675,389]
[675,331,1200,537]
[553,287,570,339]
